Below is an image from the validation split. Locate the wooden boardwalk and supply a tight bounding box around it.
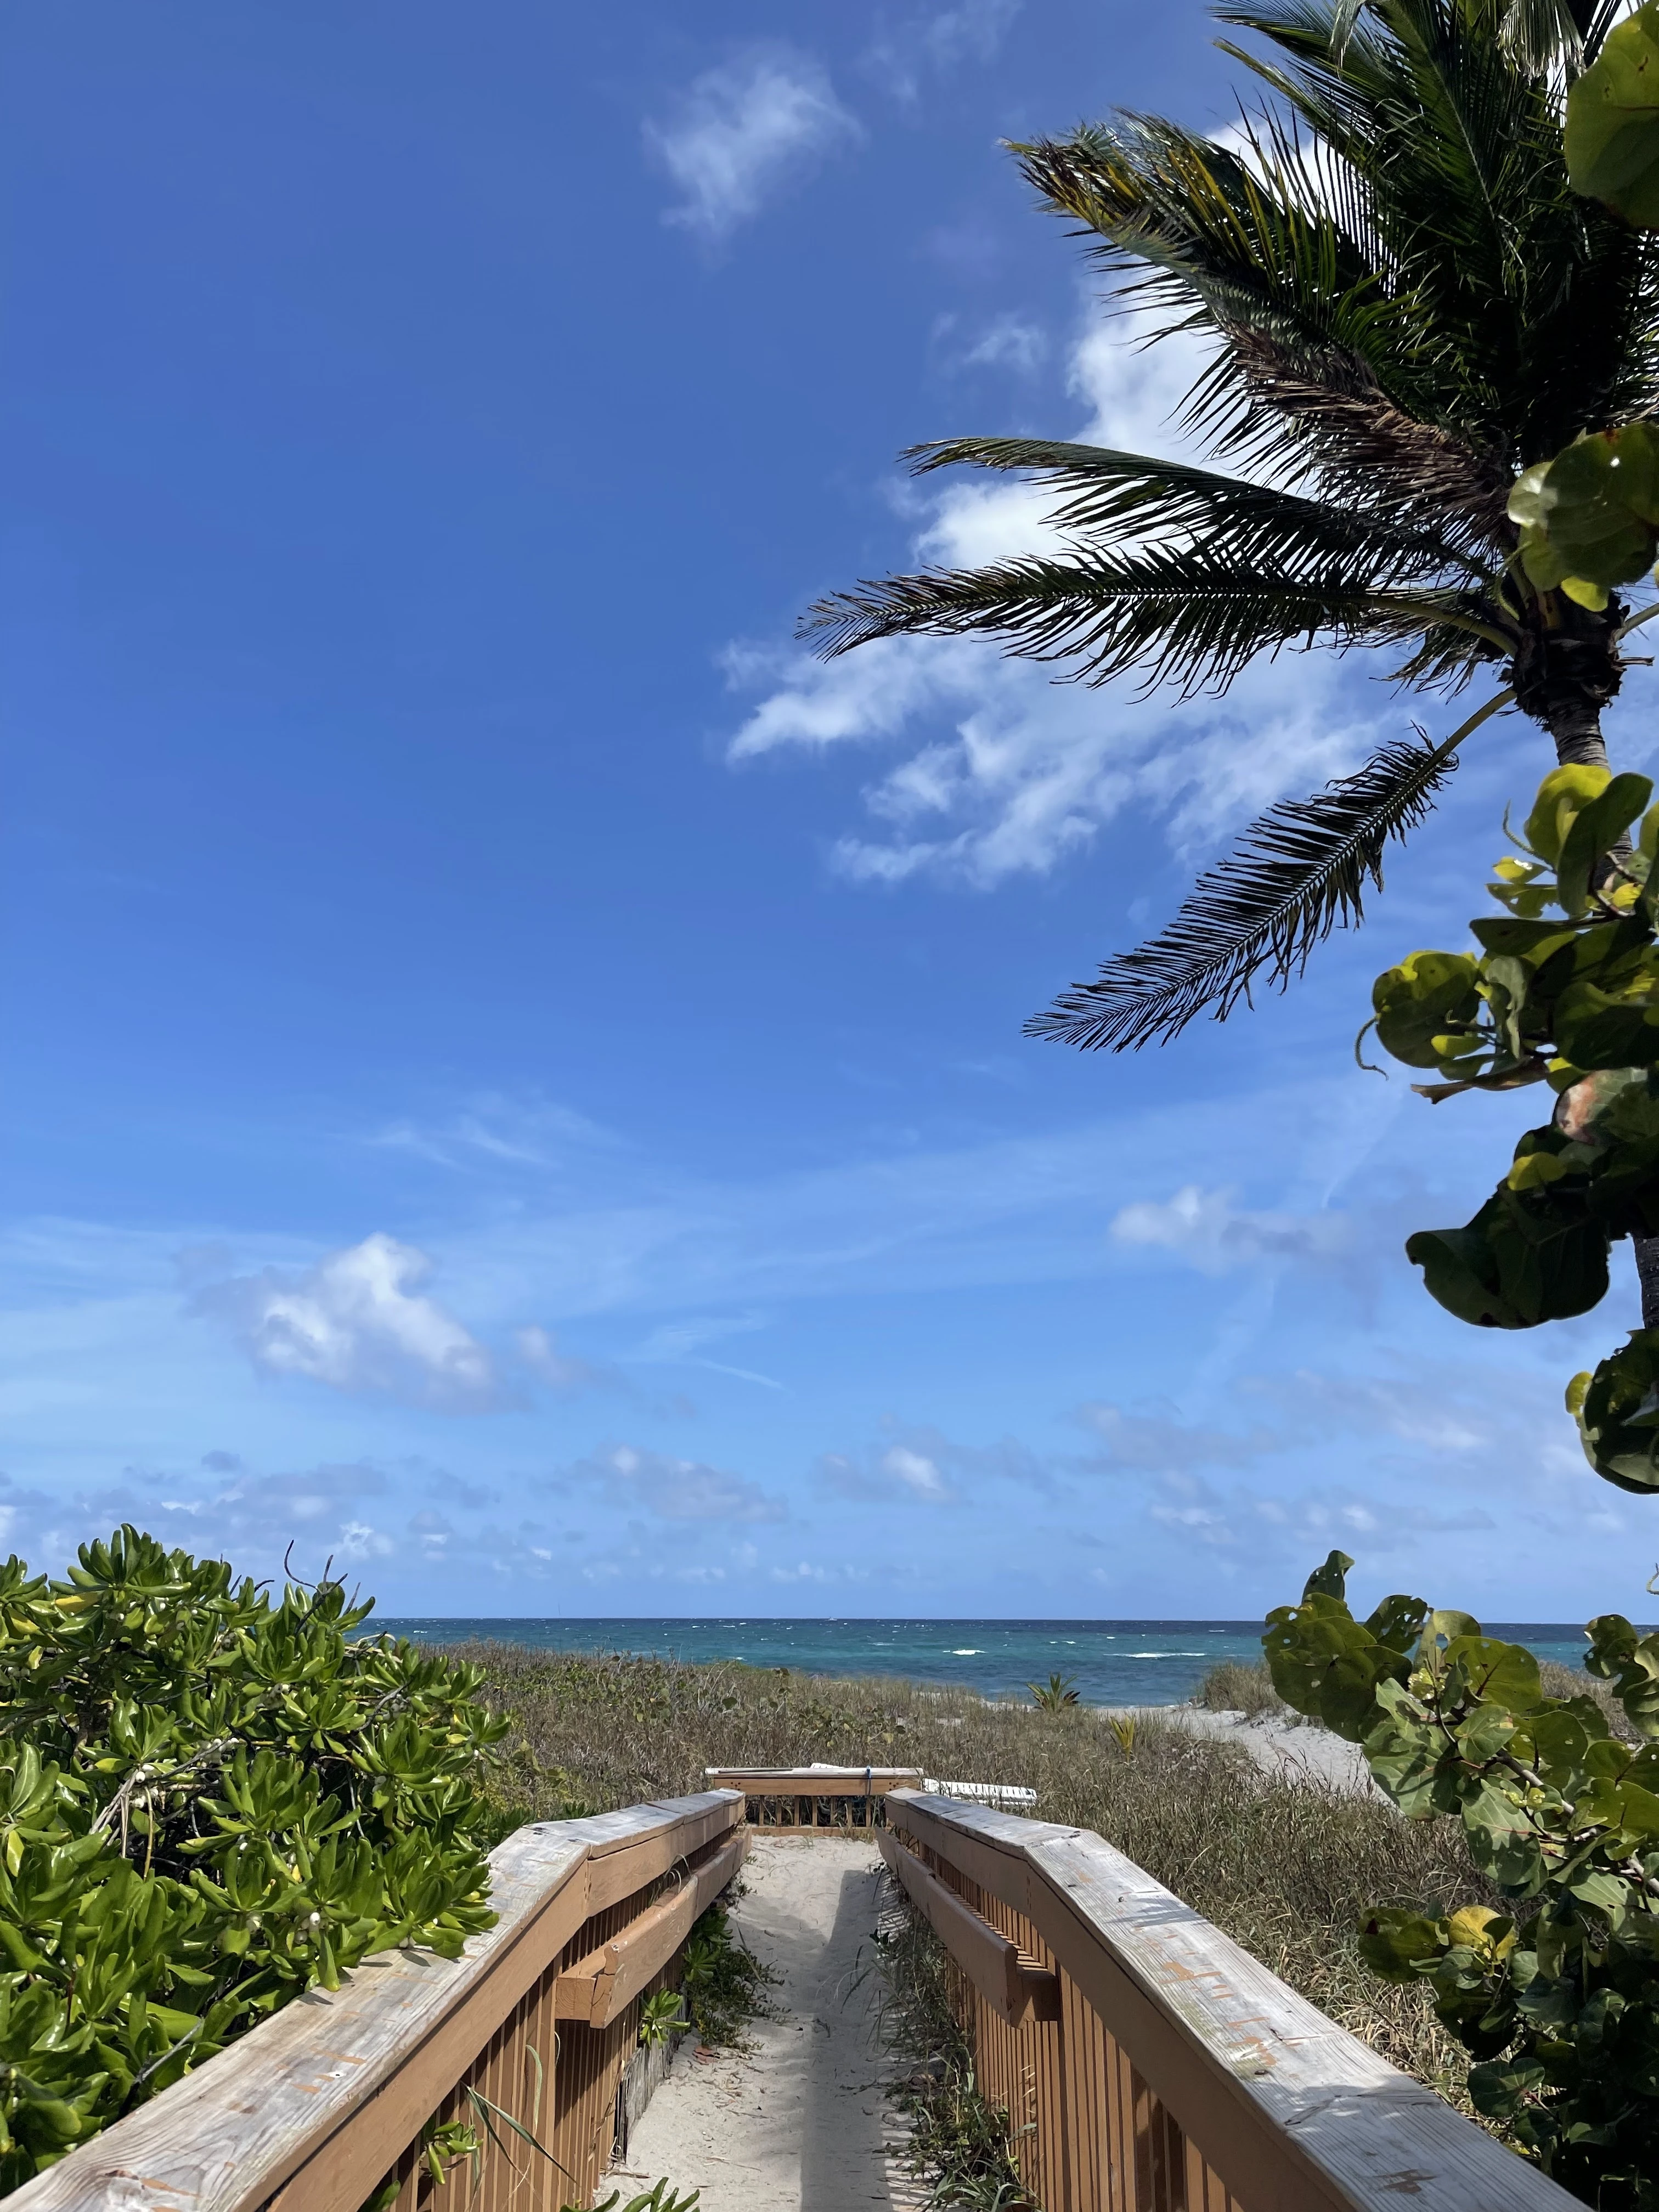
[9,1781,1585,2212]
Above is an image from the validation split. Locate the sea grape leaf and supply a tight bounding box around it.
[1373,951,1483,1068]
[1570,1332,1659,1493]
[1510,431,1659,592]
[1567,1,1659,228]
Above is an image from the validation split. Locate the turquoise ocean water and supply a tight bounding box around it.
[366,1616,1612,1708]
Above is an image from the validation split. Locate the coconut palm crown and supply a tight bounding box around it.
[803,0,1659,1050]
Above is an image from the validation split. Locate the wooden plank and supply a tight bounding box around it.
[890,1792,1579,2212]
[707,1766,923,1796]
[879,1829,1059,2029]
[556,1830,749,2029]
[6,1793,744,2212]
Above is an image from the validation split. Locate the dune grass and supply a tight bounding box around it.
[457,1639,1500,2111]
[1190,1657,1288,1720]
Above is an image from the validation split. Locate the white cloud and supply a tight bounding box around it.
[585,1441,787,1522]
[724,301,1387,886]
[1110,1186,1350,1274]
[882,1443,951,1499]
[646,48,859,244]
[817,1419,1048,1506]
[195,1234,498,1409]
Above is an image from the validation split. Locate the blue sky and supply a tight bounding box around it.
[4,0,1657,1624]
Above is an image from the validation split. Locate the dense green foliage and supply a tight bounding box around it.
[1368,760,1659,1487]
[0,1527,505,2190]
[1267,1551,1659,2205]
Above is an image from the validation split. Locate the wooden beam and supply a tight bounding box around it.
[878,1829,1058,2028]
[555,1830,749,2029]
[5,1792,743,2212]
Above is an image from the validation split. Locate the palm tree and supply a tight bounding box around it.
[804,0,1658,1058]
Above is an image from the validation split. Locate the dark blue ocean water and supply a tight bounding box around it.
[364,1616,1613,1709]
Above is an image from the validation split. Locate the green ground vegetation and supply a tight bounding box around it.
[678,1900,775,2047]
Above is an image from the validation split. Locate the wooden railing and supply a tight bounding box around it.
[706,1763,924,1827]
[8,1791,747,2212]
[882,1788,1578,2212]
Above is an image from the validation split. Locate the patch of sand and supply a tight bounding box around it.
[1127,1706,1379,1792]
[614,1836,913,2212]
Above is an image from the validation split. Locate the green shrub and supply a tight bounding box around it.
[1267,1549,1659,2207]
[0,1526,507,2190]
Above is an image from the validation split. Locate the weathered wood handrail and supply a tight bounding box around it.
[8,1791,747,2212]
[706,1763,923,1826]
[877,1824,1059,2028]
[555,1829,748,2029]
[885,1788,1578,2212]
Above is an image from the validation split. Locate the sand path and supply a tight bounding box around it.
[614,1835,909,2212]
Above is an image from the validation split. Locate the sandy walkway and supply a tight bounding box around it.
[614,1836,906,2212]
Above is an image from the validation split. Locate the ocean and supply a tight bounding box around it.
[363,1615,1612,1708]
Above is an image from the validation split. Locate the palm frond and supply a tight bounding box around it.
[1196,328,1515,550]
[802,544,1513,696]
[1024,703,1510,1050]
[1212,0,1659,456]
[1014,119,1430,416]
[904,436,1496,579]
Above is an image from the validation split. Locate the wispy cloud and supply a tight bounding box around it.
[961,314,1047,376]
[1077,1400,1282,1471]
[623,1312,784,1390]
[193,1234,499,1410]
[863,0,1023,101]
[1110,1186,1350,1274]
[646,48,859,244]
[513,1324,610,1395]
[366,1094,619,1174]
[579,1441,787,1522]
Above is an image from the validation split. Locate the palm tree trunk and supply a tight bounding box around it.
[1545,699,1613,769]
[1543,699,1659,1328]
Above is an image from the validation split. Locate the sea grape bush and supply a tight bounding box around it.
[1266,1553,1659,2207]
[0,1526,506,2191]
[1368,760,1659,1492]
